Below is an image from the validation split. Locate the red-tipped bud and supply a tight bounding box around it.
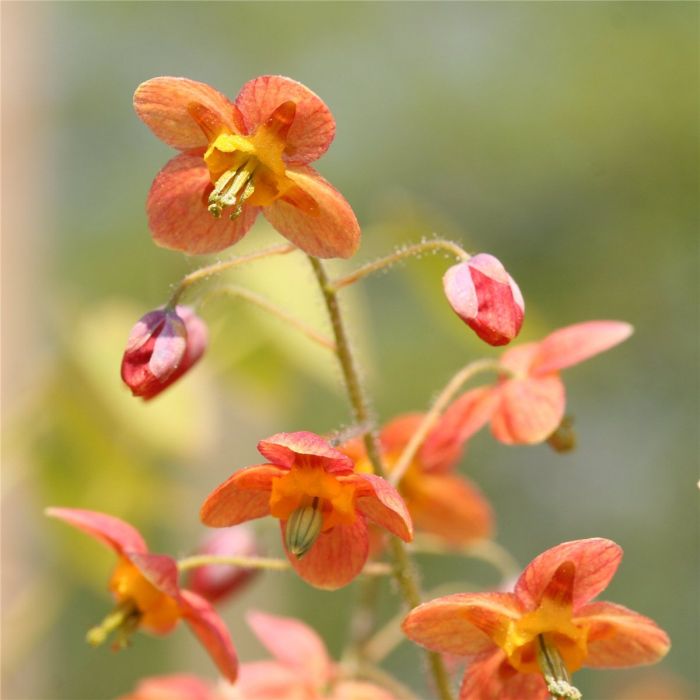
[120,305,207,400]
[443,254,525,346]
[187,527,260,604]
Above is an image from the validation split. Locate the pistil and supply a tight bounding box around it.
[285,496,323,558]
[536,634,582,700]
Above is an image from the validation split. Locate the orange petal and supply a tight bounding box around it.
[258,431,354,474]
[575,601,670,668]
[515,538,623,610]
[352,474,413,541]
[402,592,521,656]
[490,375,565,445]
[127,552,182,601]
[531,321,634,375]
[235,75,336,164]
[459,649,549,700]
[405,473,494,545]
[146,153,259,255]
[378,413,423,453]
[45,507,147,556]
[134,77,244,151]
[179,590,239,683]
[263,165,360,259]
[246,611,332,686]
[200,465,282,527]
[283,518,369,589]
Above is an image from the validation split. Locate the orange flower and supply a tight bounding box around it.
[443,321,634,445]
[341,410,493,547]
[403,538,670,700]
[200,431,412,589]
[46,508,238,682]
[134,76,360,258]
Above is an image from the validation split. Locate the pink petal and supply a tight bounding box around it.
[576,601,671,668]
[127,552,182,600]
[283,518,369,590]
[119,674,217,700]
[426,387,500,469]
[490,375,566,445]
[404,473,494,545]
[45,507,147,556]
[499,342,540,375]
[200,465,282,527]
[246,611,332,686]
[235,75,336,164]
[402,593,521,657]
[236,661,304,700]
[147,153,259,255]
[531,321,634,375]
[134,77,244,151]
[515,538,623,610]
[329,681,398,700]
[263,165,360,259]
[353,474,413,541]
[179,590,239,683]
[258,431,354,474]
[459,649,548,700]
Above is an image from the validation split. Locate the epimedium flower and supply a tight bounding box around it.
[340,410,494,548]
[237,610,397,700]
[402,538,670,700]
[442,321,634,445]
[134,75,360,259]
[444,254,525,346]
[45,507,238,682]
[121,305,207,400]
[200,431,412,590]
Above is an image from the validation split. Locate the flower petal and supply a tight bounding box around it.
[515,538,623,610]
[459,649,548,700]
[402,593,521,656]
[246,611,332,687]
[119,674,216,700]
[403,473,494,545]
[576,601,670,668]
[45,507,147,556]
[127,552,182,600]
[134,77,244,151]
[353,473,413,541]
[490,375,565,445]
[263,165,360,259]
[283,518,369,589]
[236,661,302,700]
[531,321,634,375]
[147,153,259,255]
[200,465,282,527]
[235,75,336,164]
[258,431,354,474]
[179,589,239,683]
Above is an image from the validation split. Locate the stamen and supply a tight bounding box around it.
[86,599,141,650]
[208,159,257,219]
[285,496,323,559]
[536,635,582,700]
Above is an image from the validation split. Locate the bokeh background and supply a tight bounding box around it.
[2,2,697,699]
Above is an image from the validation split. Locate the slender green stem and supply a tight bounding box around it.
[167,243,296,307]
[202,284,337,351]
[389,358,504,487]
[330,239,469,291]
[177,554,392,577]
[308,256,455,700]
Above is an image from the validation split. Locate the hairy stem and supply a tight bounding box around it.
[308,255,455,700]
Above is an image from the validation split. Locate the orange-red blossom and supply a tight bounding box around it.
[45,508,238,682]
[134,75,360,258]
[403,538,670,700]
[200,431,412,590]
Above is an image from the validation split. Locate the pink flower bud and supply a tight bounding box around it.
[187,526,260,604]
[121,305,207,400]
[443,254,525,346]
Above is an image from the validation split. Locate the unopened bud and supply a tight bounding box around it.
[285,498,323,559]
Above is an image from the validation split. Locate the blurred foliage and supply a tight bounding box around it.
[3,2,697,700]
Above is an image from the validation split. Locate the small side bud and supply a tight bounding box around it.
[547,416,577,453]
[285,498,323,559]
[120,305,207,400]
[443,254,524,346]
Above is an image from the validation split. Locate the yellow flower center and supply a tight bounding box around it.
[269,465,357,532]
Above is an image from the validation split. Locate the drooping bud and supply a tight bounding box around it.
[443,254,524,346]
[547,416,577,453]
[121,305,207,400]
[187,526,260,604]
[285,498,323,559]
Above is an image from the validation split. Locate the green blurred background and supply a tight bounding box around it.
[2,2,697,699]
